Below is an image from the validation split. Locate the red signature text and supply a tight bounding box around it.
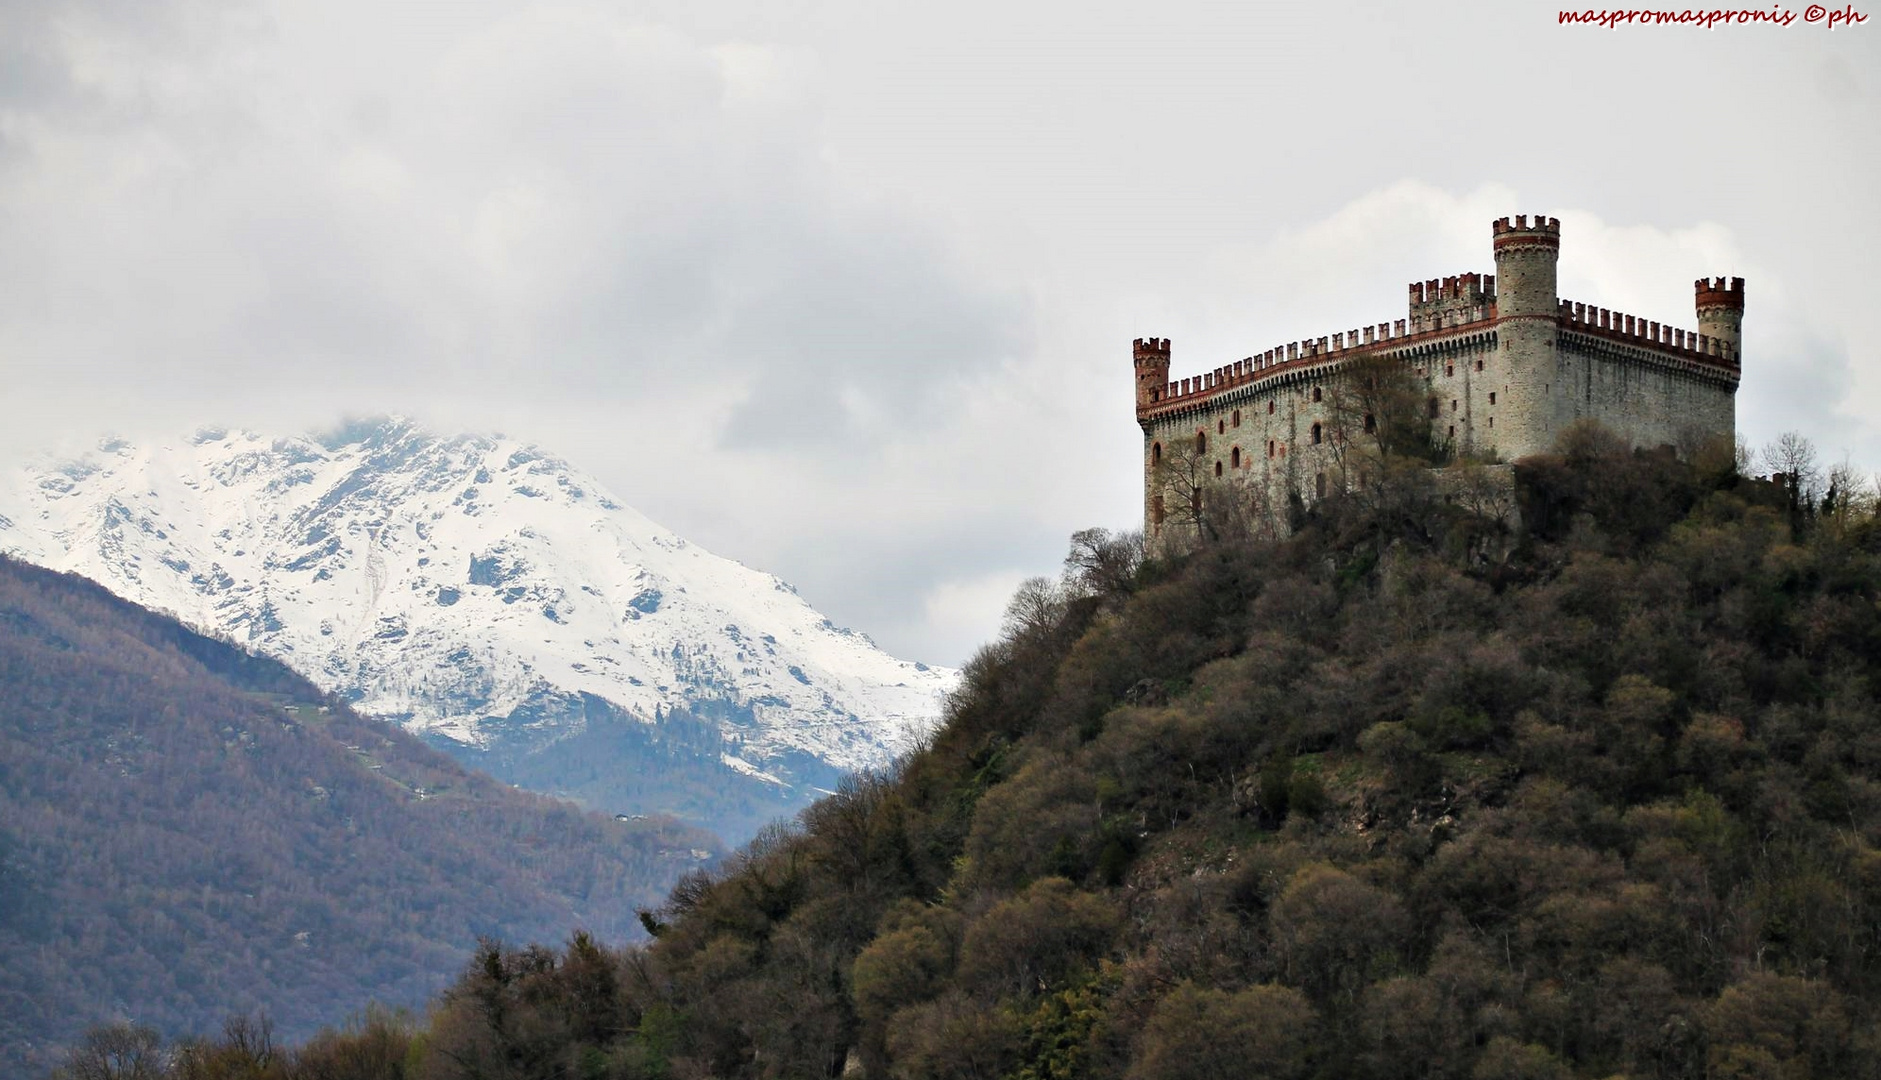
[1559,4,1869,27]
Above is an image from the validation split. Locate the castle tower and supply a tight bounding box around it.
[1134,337,1171,408]
[1490,215,1562,458]
[1694,277,1745,361]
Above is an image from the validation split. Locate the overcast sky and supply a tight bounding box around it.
[2,0,1876,665]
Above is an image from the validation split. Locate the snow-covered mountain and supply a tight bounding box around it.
[0,418,955,839]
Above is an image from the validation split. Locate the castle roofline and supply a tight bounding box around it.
[1134,302,1738,422]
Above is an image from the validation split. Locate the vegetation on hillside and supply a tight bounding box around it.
[0,559,716,1075]
[45,419,1881,1079]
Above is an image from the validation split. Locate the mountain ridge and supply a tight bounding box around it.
[0,418,956,838]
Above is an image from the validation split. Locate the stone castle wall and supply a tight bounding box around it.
[1134,216,1742,539]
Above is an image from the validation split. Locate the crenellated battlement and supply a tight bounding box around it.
[1133,337,1171,360]
[1139,284,1742,411]
[1694,276,1746,312]
[1140,303,1503,410]
[1408,272,1495,307]
[1409,271,1496,332]
[1558,300,1737,364]
[1491,214,1562,248]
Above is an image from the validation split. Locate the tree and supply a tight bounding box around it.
[958,878,1119,999]
[1268,864,1410,1009]
[53,1024,168,1080]
[1061,528,1144,603]
[1316,351,1454,534]
[1149,435,1268,548]
[1128,982,1317,1080]
[1763,431,1821,514]
[883,992,1020,1080]
[1323,350,1443,466]
[291,1006,415,1080]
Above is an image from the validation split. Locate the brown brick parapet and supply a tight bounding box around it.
[1134,308,1501,422]
[1135,299,1736,424]
[1556,299,1739,369]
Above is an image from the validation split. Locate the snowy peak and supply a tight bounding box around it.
[0,419,955,791]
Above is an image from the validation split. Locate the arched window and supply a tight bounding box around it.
[1151,442,1162,467]
[1195,431,1207,454]
[1231,447,1241,468]
[1446,364,1454,378]
[1428,398,1440,418]
[1311,423,1322,445]
[1267,400,1275,415]
[1232,409,1241,427]
[1218,419,1225,435]
[1214,461,1223,477]
[1363,413,1376,434]
[1267,440,1275,458]
[1312,386,1322,403]
[1475,359,1484,372]
[1152,494,1165,526]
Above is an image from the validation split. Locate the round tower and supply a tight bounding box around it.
[1492,214,1561,320]
[1694,277,1745,361]
[1490,215,1562,458]
[1134,337,1171,409]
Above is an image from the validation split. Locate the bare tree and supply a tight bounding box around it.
[1819,456,1874,538]
[1147,435,1258,548]
[1322,350,1440,465]
[1002,576,1069,641]
[1447,459,1518,527]
[1764,431,1822,511]
[53,1023,167,1080]
[1061,527,1143,601]
[1148,434,1214,544]
[1317,351,1453,526]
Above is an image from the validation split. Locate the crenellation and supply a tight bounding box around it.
[1135,215,1741,539]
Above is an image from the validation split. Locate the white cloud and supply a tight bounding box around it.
[920,570,1032,661]
[0,0,1874,666]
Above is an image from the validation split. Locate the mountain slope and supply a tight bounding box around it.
[0,554,718,1075]
[0,419,955,839]
[333,437,1881,1080]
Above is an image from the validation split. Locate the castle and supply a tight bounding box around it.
[1134,215,1743,538]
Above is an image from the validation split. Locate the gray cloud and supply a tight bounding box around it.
[1,0,1876,665]
[0,5,1025,439]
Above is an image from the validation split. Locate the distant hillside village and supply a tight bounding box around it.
[1135,215,1743,536]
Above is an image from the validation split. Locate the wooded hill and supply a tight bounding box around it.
[0,556,716,1075]
[47,423,1881,1079]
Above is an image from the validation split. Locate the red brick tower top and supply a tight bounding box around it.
[1134,337,1171,408]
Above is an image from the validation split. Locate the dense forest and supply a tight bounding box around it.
[0,557,717,1075]
[42,418,1881,1079]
